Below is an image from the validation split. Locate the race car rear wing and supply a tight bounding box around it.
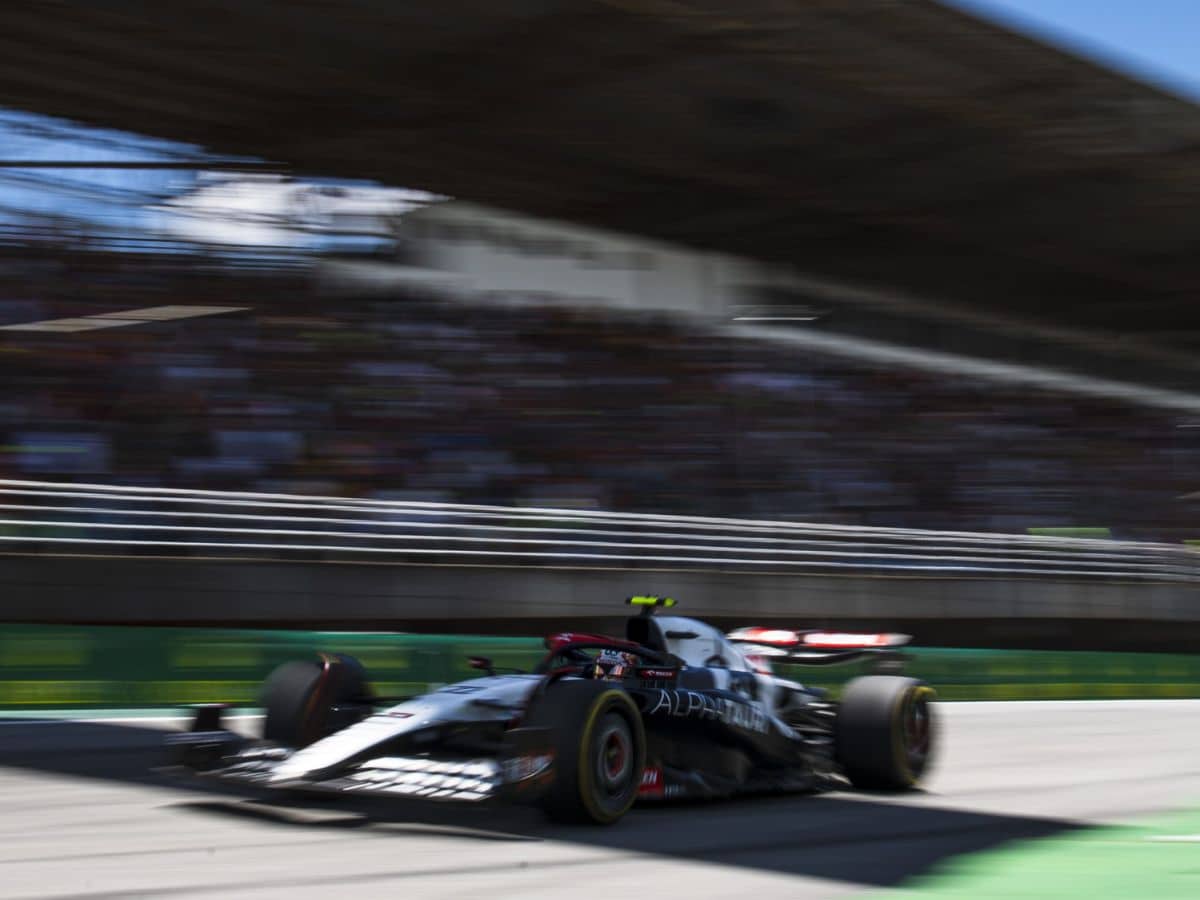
[726,627,911,666]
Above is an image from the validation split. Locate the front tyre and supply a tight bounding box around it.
[836,675,935,790]
[261,653,371,749]
[525,680,645,824]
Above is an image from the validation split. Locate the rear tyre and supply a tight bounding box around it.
[261,654,370,749]
[525,680,645,824]
[836,675,935,790]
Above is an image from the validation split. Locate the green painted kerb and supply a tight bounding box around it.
[1,624,1199,709]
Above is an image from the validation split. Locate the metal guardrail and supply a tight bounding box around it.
[0,479,1192,580]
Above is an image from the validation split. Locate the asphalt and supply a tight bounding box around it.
[0,700,1197,899]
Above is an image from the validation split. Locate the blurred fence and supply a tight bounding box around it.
[0,479,1192,580]
[1,623,1198,709]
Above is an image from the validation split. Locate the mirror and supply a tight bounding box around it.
[468,656,495,676]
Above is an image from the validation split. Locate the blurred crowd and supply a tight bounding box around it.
[2,246,1198,541]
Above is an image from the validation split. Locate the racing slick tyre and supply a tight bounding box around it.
[835,675,935,790]
[261,653,371,749]
[525,680,645,825]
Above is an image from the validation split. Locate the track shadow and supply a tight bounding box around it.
[0,717,1082,889]
[0,717,263,801]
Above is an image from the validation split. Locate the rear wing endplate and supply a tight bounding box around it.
[726,627,911,666]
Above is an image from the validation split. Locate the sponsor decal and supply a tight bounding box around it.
[646,689,769,734]
[385,710,413,718]
[802,632,907,648]
[637,668,677,681]
[439,684,483,694]
[728,627,801,648]
[638,766,664,798]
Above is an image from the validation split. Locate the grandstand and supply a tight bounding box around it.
[3,0,1200,354]
[3,246,1199,543]
[2,4,1200,653]
[2,2,1199,543]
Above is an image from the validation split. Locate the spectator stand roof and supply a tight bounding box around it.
[3,1,1200,350]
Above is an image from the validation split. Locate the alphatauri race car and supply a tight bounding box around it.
[168,597,936,824]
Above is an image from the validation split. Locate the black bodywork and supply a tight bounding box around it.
[167,607,927,816]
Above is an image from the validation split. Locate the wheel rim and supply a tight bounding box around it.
[595,714,633,792]
[603,730,628,782]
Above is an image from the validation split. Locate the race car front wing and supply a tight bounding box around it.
[164,716,553,804]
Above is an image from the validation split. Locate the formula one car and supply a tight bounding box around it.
[168,597,936,824]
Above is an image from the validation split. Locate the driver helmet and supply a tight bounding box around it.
[592,648,636,681]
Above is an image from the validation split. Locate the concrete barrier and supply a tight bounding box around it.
[4,554,1200,651]
[1,554,1194,623]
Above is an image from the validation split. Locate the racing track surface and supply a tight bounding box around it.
[1,701,1197,899]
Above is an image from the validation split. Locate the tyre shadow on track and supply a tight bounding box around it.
[0,719,1080,889]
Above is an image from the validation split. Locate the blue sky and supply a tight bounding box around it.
[0,109,395,259]
[948,0,1200,100]
[0,108,208,248]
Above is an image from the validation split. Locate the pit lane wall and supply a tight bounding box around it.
[2,624,1199,709]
